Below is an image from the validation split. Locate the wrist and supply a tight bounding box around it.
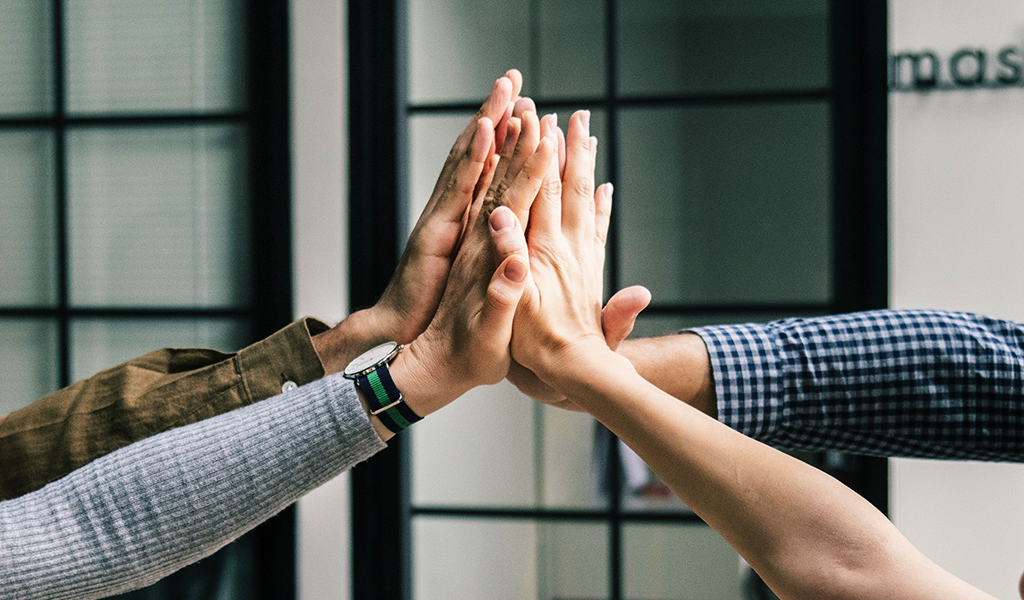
[388,339,468,418]
[312,308,393,374]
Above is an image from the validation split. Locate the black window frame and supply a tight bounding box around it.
[0,1,295,597]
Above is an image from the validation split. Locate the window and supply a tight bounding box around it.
[0,1,292,597]
[349,1,888,598]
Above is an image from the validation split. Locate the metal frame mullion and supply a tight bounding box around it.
[52,0,70,389]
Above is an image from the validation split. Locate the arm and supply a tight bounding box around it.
[0,78,550,600]
[659,311,1024,461]
[0,71,525,500]
[0,374,384,600]
[506,111,996,600]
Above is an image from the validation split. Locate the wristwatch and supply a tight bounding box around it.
[342,341,421,434]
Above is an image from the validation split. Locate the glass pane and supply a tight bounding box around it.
[411,381,536,507]
[618,103,832,306]
[414,518,609,600]
[0,319,59,416]
[539,405,607,509]
[408,113,471,237]
[535,0,605,99]
[68,125,250,308]
[0,2,53,115]
[539,522,609,600]
[617,0,829,96]
[0,131,57,306]
[70,317,248,382]
[408,0,530,104]
[65,0,246,113]
[623,524,742,600]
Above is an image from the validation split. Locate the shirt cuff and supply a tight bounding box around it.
[236,317,330,404]
[687,323,785,440]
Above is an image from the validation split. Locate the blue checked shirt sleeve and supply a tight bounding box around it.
[689,310,1024,461]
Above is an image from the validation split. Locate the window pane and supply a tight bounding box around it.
[623,524,742,600]
[540,405,607,509]
[414,518,609,600]
[618,103,832,306]
[412,381,535,507]
[0,131,57,306]
[408,113,472,237]
[0,2,53,115]
[0,319,59,416]
[70,317,248,382]
[408,0,530,104]
[65,0,246,113]
[535,0,605,99]
[68,125,250,308]
[617,0,829,96]
[408,0,604,103]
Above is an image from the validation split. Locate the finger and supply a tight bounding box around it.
[485,116,522,207]
[488,206,527,263]
[558,126,567,179]
[500,135,556,228]
[528,133,563,237]
[428,77,513,204]
[601,286,651,351]
[494,100,515,153]
[513,96,536,119]
[505,68,523,99]
[479,208,530,347]
[502,109,541,186]
[467,153,501,234]
[561,110,596,237]
[434,118,494,223]
[594,182,613,247]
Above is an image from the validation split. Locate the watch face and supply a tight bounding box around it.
[344,341,400,377]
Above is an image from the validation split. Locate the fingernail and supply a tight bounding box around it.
[551,113,558,129]
[492,78,502,93]
[606,182,614,196]
[582,110,591,130]
[489,207,515,232]
[504,258,527,283]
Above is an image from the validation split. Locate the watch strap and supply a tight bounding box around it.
[354,362,421,434]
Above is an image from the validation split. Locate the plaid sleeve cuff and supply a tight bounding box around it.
[687,323,785,440]
[236,317,330,404]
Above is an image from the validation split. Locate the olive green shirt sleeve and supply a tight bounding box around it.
[0,317,331,501]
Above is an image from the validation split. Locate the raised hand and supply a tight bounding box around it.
[387,127,560,417]
[507,110,619,390]
[371,71,522,345]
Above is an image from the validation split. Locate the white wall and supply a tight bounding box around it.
[289,1,349,599]
[889,2,1024,598]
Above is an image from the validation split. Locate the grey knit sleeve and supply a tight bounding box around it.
[0,372,387,600]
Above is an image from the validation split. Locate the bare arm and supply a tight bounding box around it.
[505,109,996,600]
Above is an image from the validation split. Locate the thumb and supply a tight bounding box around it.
[602,286,651,351]
[478,207,530,339]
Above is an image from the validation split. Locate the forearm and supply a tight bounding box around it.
[0,317,330,500]
[690,310,1024,461]
[0,373,385,600]
[558,349,992,600]
[617,332,717,418]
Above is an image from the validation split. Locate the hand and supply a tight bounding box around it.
[370,71,523,345]
[313,71,522,375]
[506,285,651,410]
[509,110,619,390]
[389,132,559,417]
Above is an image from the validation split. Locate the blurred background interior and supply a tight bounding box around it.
[1,0,1022,599]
